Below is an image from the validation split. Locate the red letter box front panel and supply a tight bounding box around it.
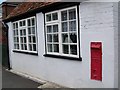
[91,42,102,81]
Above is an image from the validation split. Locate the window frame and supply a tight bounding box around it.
[45,6,80,58]
[12,16,38,54]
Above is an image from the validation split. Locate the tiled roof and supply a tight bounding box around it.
[6,2,56,19]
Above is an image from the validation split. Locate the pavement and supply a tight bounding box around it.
[2,67,64,88]
[2,67,42,88]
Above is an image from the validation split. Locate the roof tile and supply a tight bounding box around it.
[6,2,56,19]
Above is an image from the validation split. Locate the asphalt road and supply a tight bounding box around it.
[2,68,42,88]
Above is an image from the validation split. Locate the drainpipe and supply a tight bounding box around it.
[2,21,11,70]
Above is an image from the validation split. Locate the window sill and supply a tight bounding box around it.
[13,50,38,56]
[43,54,82,61]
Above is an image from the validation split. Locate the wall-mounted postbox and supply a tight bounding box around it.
[91,42,102,81]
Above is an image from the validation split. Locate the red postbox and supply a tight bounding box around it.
[91,42,102,81]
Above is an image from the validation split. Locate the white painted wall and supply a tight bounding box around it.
[7,2,118,88]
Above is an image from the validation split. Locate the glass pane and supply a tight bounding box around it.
[47,34,52,42]
[16,23,18,28]
[21,44,24,50]
[17,44,19,49]
[52,13,58,20]
[47,26,52,33]
[61,10,67,21]
[32,18,35,26]
[62,22,68,32]
[63,45,69,54]
[70,45,77,55]
[53,34,58,42]
[24,37,26,43]
[20,37,23,43]
[23,21,26,26]
[33,44,36,51]
[28,36,32,43]
[32,27,35,34]
[53,44,59,52]
[47,44,52,52]
[69,21,76,31]
[28,28,31,34]
[28,19,31,26]
[69,33,77,43]
[13,23,15,29]
[20,30,22,36]
[29,44,32,51]
[14,37,16,42]
[53,25,58,32]
[32,36,36,43]
[46,14,51,22]
[62,33,68,43]
[20,21,22,26]
[13,30,15,36]
[69,9,76,20]
[14,44,17,49]
[16,30,18,35]
[17,37,19,42]
[23,29,26,35]
[24,44,27,50]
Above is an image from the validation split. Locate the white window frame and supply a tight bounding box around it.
[45,6,79,58]
[12,16,38,53]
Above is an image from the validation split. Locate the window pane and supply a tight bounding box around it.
[13,23,15,29]
[24,44,27,50]
[28,36,32,43]
[53,25,58,32]
[69,33,77,43]
[13,30,15,36]
[20,21,22,26]
[24,37,26,43]
[33,44,36,51]
[21,44,24,50]
[23,21,26,26]
[16,23,18,28]
[32,36,36,43]
[14,37,16,42]
[17,44,19,49]
[28,28,31,34]
[46,14,51,22]
[47,26,52,33]
[32,27,35,34]
[16,30,18,35]
[14,44,16,49]
[61,10,67,21]
[69,9,76,20]
[23,29,26,35]
[47,44,52,52]
[20,37,23,43]
[69,21,76,31]
[17,37,19,42]
[29,44,32,51]
[31,18,35,26]
[20,30,22,35]
[53,34,58,42]
[28,19,31,26]
[62,22,68,32]
[63,45,69,54]
[52,13,58,20]
[53,44,59,52]
[70,45,77,55]
[47,34,52,42]
[62,33,68,43]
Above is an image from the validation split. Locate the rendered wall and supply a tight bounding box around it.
[8,2,116,88]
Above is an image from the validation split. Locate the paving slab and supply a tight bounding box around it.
[2,68,42,88]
